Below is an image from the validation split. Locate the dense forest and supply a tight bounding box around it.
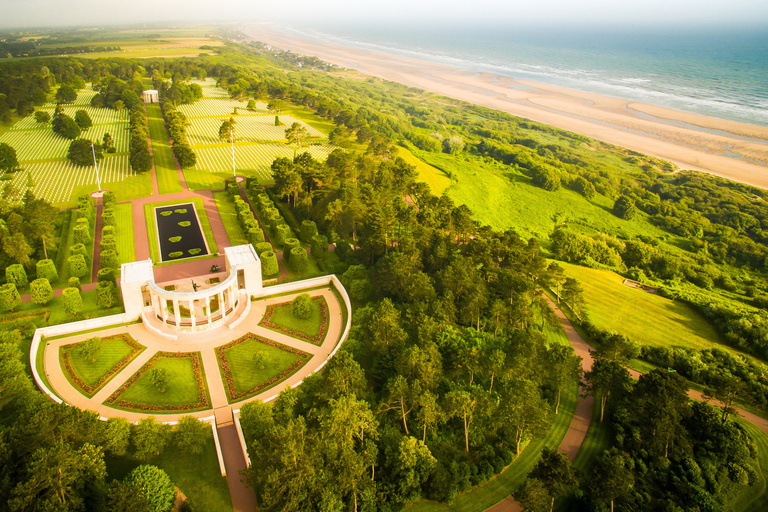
[0,32,767,511]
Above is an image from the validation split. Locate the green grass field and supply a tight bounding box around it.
[731,419,768,512]
[143,197,218,263]
[16,289,121,326]
[407,380,579,512]
[182,167,233,191]
[212,192,248,246]
[105,440,232,512]
[264,299,324,338]
[116,355,202,408]
[221,337,307,400]
[60,335,142,396]
[113,203,136,265]
[147,103,183,194]
[558,262,738,356]
[396,145,451,195]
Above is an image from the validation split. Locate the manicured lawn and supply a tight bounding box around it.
[222,337,305,397]
[265,299,324,338]
[559,262,737,357]
[68,170,153,207]
[731,419,768,512]
[144,197,218,263]
[147,103,183,194]
[396,145,451,195]
[117,356,202,408]
[60,334,143,396]
[407,380,579,512]
[113,203,136,265]
[572,395,613,474]
[56,206,96,287]
[105,440,232,512]
[213,191,248,246]
[19,289,122,326]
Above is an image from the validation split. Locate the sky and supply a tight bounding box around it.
[1,0,768,29]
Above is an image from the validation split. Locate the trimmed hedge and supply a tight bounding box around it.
[311,234,328,260]
[300,220,318,243]
[261,251,279,277]
[97,267,116,285]
[73,224,91,245]
[30,278,53,305]
[62,287,83,316]
[36,259,59,282]
[100,234,117,254]
[248,227,265,246]
[67,254,88,278]
[5,264,27,288]
[254,242,273,256]
[288,247,308,273]
[96,280,115,308]
[68,276,81,291]
[0,283,20,312]
[273,223,292,247]
[100,250,118,270]
[283,238,301,263]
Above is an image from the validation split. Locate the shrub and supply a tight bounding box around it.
[149,368,169,393]
[36,258,58,282]
[78,337,102,362]
[174,416,211,456]
[261,251,279,277]
[311,235,329,260]
[255,242,272,255]
[133,418,171,461]
[102,210,116,227]
[100,235,117,254]
[188,248,201,255]
[74,110,92,130]
[101,250,118,270]
[273,223,292,247]
[168,251,183,258]
[248,227,265,246]
[288,247,308,273]
[67,254,88,278]
[71,243,89,262]
[283,238,301,263]
[68,276,81,291]
[96,280,115,308]
[73,224,91,245]
[97,268,116,285]
[5,264,27,288]
[169,236,181,243]
[62,287,83,316]
[30,278,53,305]
[0,283,20,312]
[613,195,637,220]
[127,465,175,512]
[102,190,116,207]
[300,220,318,243]
[292,293,313,319]
[531,165,561,191]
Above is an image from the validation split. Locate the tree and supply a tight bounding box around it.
[388,436,437,506]
[174,144,196,169]
[149,368,169,393]
[285,121,309,147]
[68,254,88,278]
[36,258,58,282]
[498,379,552,454]
[96,280,115,308]
[528,448,578,512]
[127,465,175,512]
[5,264,27,288]
[300,220,318,242]
[613,194,636,220]
[68,138,102,166]
[133,418,171,461]
[52,114,81,139]
[62,286,83,316]
[102,417,132,456]
[514,478,552,512]
[0,142,19,172]
[174,416,211,455]
[0,283,20,312]
[114,100,125,113]
[247,99,256,110]
[545,345,582,414]
[78,337,103,363]
[106,480,151,512]
[574,176,596,200]
[30,278,53,305]
[56,84,77,103]
[442,135,465,154]
[74,109,92,130]
[531,165,561,191]
[102,132,113,150]
[598,333,640,363]
[267,99,285,113]
[34,111,51,124]
[583,356,630,422]
[589,451,634,512]
[288,246,309,272]
[3,232,33,266]
[0,335,34,411]
[444,389,478,453]
[261,250,279,276]
[101,249,119,270]
[560,277,586,319]
[705,372,744,424]
[292,293,313,319]
[218,118,234,143]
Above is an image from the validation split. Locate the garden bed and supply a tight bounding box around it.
[258,296,329,345]
[216,333,311,403]
[154,203,209,262]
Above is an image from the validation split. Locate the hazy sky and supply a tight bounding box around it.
[1,0,767,29]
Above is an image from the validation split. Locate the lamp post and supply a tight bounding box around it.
[90,143,101,192]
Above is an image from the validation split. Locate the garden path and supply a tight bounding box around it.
[237,183,290,278]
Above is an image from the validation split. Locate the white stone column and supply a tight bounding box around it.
[219,291,226,321]
[189,299,196,327]
[231,281,238,308]
[162,297,169,324]
[173,299,180,328]
[206,295,212,327]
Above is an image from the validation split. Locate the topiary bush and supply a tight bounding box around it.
[62,287,83,316]
[30,278,53,305]
[283,238,301,263]
[102,210,116,227]
[100,234,117,254]
[102,190,116,207]
[311,234,329,260]
[73,224,91,245]
[100,250,118,270]
[67,254,88,278]
[68,276,81,291]
[261,251,279,277]
[71,243,89,262]
[300,220,318,243]
[288,246,308,273]
[0,283,20,312]
[36,259,59,282]
[273,223,292,247]
[291,293,313,319]
[97,267,116,285]
[127,465,175,512]
[254,242,272,255]
[96,280,115,308]
[248,227,265,246]
[5,264,27,288]
[102,225,116,238]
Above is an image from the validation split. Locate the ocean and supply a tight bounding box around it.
[279,23,768,127]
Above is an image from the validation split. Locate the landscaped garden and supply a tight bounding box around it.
[144,198,218,263]
[216,333,310,403]
[59,333,145,397]
[104,351,211,413]
[259,294,329,345]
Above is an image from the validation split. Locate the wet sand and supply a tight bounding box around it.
[242,23,768,190]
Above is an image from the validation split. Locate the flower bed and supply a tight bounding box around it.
[216,333,311,402]
[61,333,144,397]
[259,296,329,345]
[104,351,210,412]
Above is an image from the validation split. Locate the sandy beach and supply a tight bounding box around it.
[241,23,768,190]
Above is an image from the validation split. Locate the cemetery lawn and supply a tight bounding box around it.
[147,103,184,194]
[113,203,136,265]
[213,192,248,245]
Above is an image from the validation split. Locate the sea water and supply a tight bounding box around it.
[279,22,768,127]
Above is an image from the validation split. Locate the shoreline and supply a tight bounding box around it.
[242,22,768,190]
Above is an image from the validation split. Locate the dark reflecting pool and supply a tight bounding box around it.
[154,203,209,262]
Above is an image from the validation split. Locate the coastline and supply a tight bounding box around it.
[242,22,768,190]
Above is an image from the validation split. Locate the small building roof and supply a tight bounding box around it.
[142,89,159,94]
[120,259,155,284]
[224,244,260,267]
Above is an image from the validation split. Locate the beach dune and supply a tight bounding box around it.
[243,23,768,190]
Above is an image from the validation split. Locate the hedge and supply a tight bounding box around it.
[248,227,265,246]
[36,259,59,282]
[30,278,53,305]
[261,251,279,277]
[67,254,88,278]
[100,234,117,254]
[100,250,118,270]
[62,287,83,316]
[0,283,21,312]
[5,264,27,288]
[96,280,115,308]
[68,276,81,291]
[97,267,116,285]
[71,243,89,262]
[300,220,318,243]
[311,234,329,259]
[73,224,91,245]
[288,247,308,273]
[273,223,292,247]
[254,242,273,255]
[283,238,301,263]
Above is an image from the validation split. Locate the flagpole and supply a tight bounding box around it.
[91,143,101,191]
